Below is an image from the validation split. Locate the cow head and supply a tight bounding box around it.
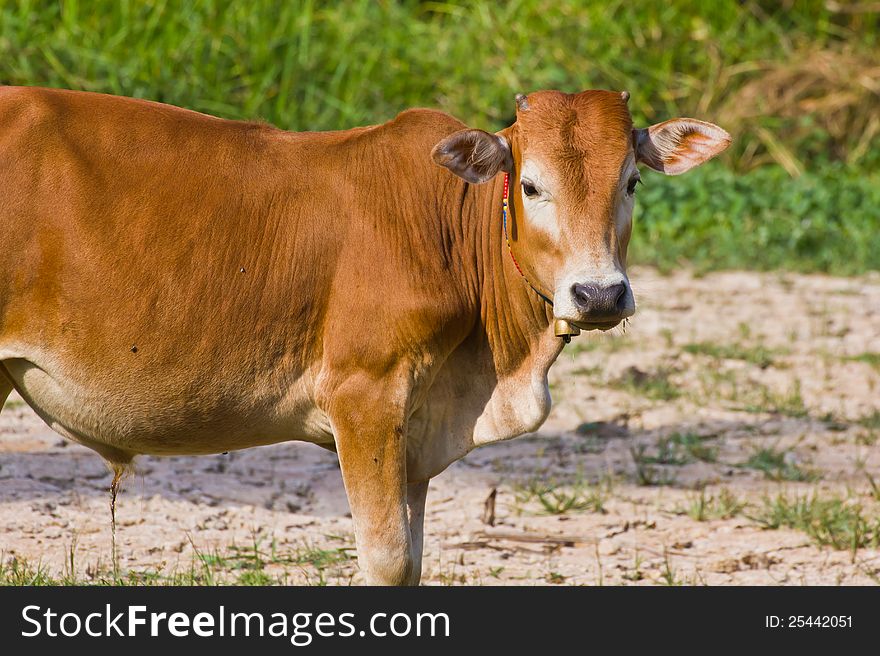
[432,89,730,331]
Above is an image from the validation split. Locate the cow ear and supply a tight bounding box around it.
[431,129,513,184]
[634,119,730,175]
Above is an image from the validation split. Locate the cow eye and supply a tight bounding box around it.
[521,180,539,198]
[626,174,641,196]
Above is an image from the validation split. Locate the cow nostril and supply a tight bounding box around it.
[572,284,590,308]
[611,282,627,311]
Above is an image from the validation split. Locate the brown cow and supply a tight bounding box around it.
[0,86,729,584]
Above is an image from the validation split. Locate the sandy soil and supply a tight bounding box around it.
[1,267,879,585]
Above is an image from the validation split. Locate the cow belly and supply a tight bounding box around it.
[0,355,333,459]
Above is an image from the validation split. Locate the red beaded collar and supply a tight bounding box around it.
[501,172,554,306]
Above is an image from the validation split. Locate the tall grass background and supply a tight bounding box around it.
[1,0,878,273]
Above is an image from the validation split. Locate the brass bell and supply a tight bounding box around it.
[554,319,581,343]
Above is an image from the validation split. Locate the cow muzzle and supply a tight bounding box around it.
[568,281,634,330]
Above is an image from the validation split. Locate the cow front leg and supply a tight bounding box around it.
[331,405,414,585]
[406,479,429,585]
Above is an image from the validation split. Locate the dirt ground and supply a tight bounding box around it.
[1,266,879,585]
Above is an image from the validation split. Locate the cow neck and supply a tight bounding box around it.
[466,172,558,372]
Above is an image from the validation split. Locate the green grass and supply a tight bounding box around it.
[740,446,817,482]
[694,366,812,418]
[186,534,356,586]
[0,555,230,587]
[630,446,679,487]
[647,433,719,465]
[752,493,880,556]
[659,550,681,586]
[628,434,717,487]
[622,551,645,582]
[857,412,880,431]
[545,571,567,584]
[0,537,356,586]
[632,165,880,275]
[742,381,809,418]
[610,367,681,401]
[683,341,786,369]
[0,1,877,275]
[846,353,880,370]
[0,557,69,586]
[513,478,607,515]
[680,488,747,522]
